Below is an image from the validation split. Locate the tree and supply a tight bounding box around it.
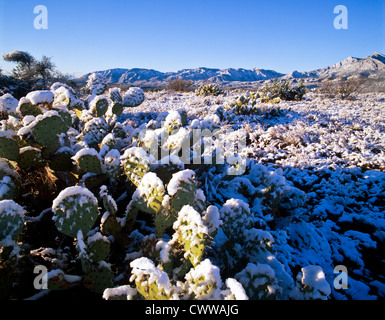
[1,50,73,97]
[2,50,36,81]
[34,55,56,87]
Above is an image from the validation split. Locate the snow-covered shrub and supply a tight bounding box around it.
[235,262,280,300]
[195,84,223,97]
[291,266,331,300]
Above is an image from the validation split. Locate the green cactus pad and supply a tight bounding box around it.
[18,147,45,169]
[171,205,208,267]
[57,109,73,128]
[168,169,197,215]
[93,97,109,117]
[0,200,24,242]
[72,148,103,175]
[130,257,173,300]
[50,148,75,171]
[132,172,165,215]
[109,88,122,103]
[52,186,98,238]
[83,263,114,293]
[32,112,67,150]
[0,134,19,161]
[121,147,154,187]
[87,232,110,262]
[17,98,43,117]
[111,102,123,116]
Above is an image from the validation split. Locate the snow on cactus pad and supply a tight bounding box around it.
[0,200,25,242]
[52,186,98,238]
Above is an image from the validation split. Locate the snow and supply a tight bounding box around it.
[185,259,223,299]
[103,285,137,300]
[222,278,249,300]
[0,93,18,115]
[52,186,98,211]
[167,169,196,196]
[25,90,54,105]
[71,147,101,162]
[130,257,174,296]
[0,199,25,242]
[291,266,331,300]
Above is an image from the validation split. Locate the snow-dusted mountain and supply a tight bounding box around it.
[300,52,385,79]
[77,52,385,86]
[77,67,284,85]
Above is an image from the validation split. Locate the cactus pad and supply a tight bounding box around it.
[0,200,24,242]
[121,147,154,187]
[18,147,45,169]
[83,263,114,293]
[52,186,98,238]
[87,232,110,262]
[131,172,165,214]
[32,111,67,150]
[50,147,75,171]
[0,133,19,161]
[72,148,103,175]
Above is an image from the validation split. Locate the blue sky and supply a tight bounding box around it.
[0,0,384,77]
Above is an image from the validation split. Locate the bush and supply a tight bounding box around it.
[319,77,364,100]
[166,79,193,92]
[261,78,306,102]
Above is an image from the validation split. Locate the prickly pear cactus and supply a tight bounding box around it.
[0,132,19,161]
[154,169,197,237]
[0,200,24,243]
[52,186,98,238]
[90,96,109,117]
[72,148,103,175]
[32,111,68,151]
[50,147,75,171]
[108,88,122,103]
[81,117,109,147]
[131,172,165,215]
[170,205,209,267]
[122,87,144,107]
[219,198,253,242]
[168,169,197,215]
[17,97,43,117]
[18,147,45,169]
[121,147,154,187]
[185,259,223,300]
[130,257,174,300]
[83,262,114,293]
[86,232,111,262]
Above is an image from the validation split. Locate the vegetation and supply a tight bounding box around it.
[166,79,193,92]
[1,50,74,99]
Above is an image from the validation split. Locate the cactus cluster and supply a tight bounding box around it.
[0,78,331,301]
[195,84,224,97]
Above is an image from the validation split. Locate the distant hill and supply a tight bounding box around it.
[76,52,385,89]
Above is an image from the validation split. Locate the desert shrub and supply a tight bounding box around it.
[319,77,364,100]
[166,79,193,92]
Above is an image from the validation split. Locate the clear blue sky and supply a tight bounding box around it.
[0,0,384,77]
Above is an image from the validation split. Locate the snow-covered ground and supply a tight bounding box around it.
[120,90,385,300]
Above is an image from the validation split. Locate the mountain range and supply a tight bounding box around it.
[76,52,385,88]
